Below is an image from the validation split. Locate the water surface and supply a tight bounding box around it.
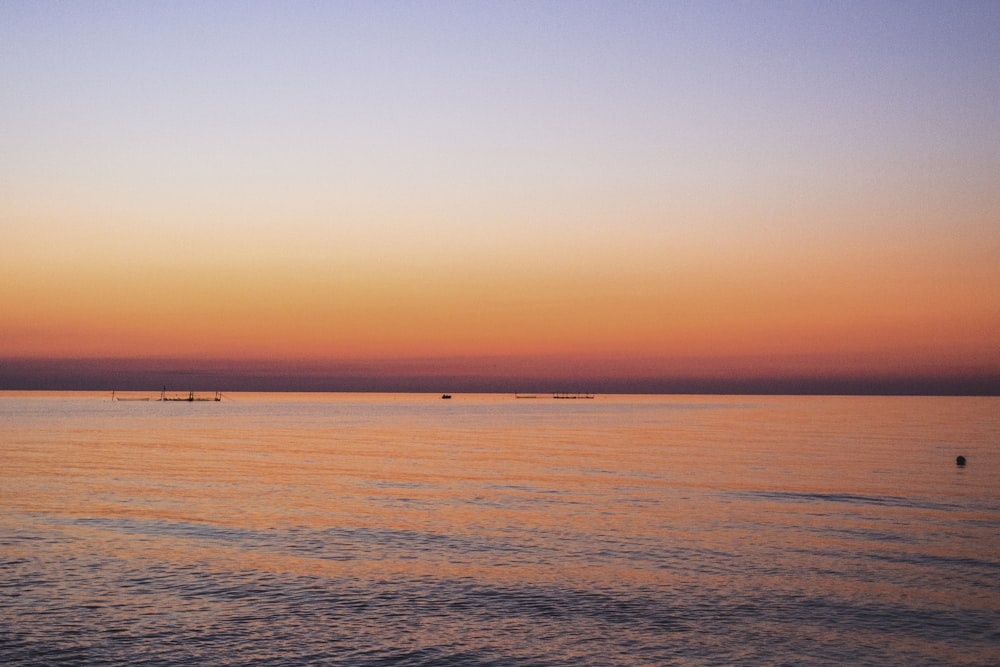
[2,393,998,665]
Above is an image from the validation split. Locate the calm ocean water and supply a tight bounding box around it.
[1,392,998,666]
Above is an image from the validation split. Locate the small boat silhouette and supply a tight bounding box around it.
[112,391,150,401]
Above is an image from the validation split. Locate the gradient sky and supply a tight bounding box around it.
[2,1,999,389]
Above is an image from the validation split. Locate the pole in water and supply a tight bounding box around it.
[956,455,966,466]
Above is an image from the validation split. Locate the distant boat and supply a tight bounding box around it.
[112,391,150,401]
[441,394,452,399]
[514,393,537,399]
[552,393,594,399]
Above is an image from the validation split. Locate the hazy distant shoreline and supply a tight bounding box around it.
[2,357,997,396]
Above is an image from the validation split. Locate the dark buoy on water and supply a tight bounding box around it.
[956,455,966,466]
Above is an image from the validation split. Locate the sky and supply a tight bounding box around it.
[2,1,999,393]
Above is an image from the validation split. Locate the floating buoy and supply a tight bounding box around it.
[956,455,966,466]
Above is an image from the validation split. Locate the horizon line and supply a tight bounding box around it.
[1,357,998,396]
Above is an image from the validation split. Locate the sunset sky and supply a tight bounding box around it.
[2,2,999,392]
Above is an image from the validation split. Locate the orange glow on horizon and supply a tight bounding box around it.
[3,227,998,383]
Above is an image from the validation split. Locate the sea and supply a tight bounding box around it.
[1,392,998,666]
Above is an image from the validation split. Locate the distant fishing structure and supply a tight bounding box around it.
[160,388,222,402]
[112,388,222,402]
[513,393,594,399]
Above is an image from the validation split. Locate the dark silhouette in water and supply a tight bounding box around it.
[956,455,967,466]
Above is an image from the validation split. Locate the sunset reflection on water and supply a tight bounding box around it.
[2,393,998,665]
